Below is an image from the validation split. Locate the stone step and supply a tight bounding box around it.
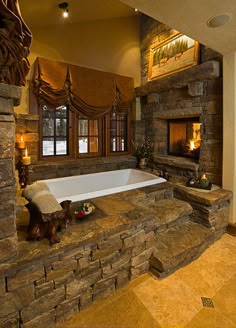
[150,221,215,277]
[149,198,192,231]
[126,198,193,232]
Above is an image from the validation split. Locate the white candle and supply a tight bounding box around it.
[18,135,25,149]
[22,147,31,165]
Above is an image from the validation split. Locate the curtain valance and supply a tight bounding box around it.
[33,57,135,118]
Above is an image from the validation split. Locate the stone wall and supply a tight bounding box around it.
[135,15,223,185]
[15,114,39,165]
[0,83,20,263]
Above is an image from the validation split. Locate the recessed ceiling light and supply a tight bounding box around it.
[207,13,232,28]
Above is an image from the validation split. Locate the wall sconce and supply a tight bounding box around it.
[58,2,69,18]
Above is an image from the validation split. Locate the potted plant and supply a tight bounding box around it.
[133,138,154,169]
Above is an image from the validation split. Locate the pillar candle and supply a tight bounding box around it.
[22,147,31,165]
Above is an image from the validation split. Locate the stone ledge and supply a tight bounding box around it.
[174,183,232,206]
[15,114,39,121]
[153,155,199,171]
[0,83,21,107]
[136,60,220,96]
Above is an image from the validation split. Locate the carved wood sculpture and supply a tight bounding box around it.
[0,0,32,86]
[26,200,72,244]
[22,182,72,244]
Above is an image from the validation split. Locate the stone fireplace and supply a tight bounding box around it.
[135,14,223,185]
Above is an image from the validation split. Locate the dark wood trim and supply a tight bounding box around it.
[227,224,236,237]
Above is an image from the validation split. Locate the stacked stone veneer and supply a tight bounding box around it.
[135,15,223,185]
[0,83,20,263]
[0,183,172,328]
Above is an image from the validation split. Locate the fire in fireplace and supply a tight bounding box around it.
[168,117,201,159]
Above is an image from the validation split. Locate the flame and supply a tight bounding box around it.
[25,147,28,157]
[190,140,195,150]
[20,135,24,142]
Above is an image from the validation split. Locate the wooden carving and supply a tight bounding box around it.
[26,200,72,244]
[0,0,32,86]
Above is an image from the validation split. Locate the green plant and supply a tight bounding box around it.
[133,138,154,159]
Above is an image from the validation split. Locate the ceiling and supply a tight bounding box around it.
[120,0,236,55]
[19,0,236,55]
[18,0,136,27]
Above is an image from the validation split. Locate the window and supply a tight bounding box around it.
[109,112,128,153]
[40,104,131,160]
[42,105,69,156]
[78,118,101,156]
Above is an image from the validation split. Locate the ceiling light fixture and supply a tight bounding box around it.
[207,13,232,28]
[58,2,69,18]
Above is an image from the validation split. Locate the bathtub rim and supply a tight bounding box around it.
[41,168,167,203]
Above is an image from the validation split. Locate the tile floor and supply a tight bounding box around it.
[56,233,236,328]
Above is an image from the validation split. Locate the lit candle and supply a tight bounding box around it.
[22,147,31,165]
[18,135,25,149]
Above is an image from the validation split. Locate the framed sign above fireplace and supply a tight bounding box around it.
[148,32,199,80]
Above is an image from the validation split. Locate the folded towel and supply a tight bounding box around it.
[23,182,63,214]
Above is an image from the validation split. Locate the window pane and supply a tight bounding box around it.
[89,137,98,152]
[43,117,54,136]
[89,120,98,135]
[43,138,54,156]
[79,137,88,153]
[42,107,54,136]
[111,137,116,151]
[56,139,67,155]
[56,118,67,136]
[79,120,88,135]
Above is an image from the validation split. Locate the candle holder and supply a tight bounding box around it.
[19,163,30,188]
[17,140,31,188]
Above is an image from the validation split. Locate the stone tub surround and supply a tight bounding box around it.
[0,83,21,263]
[0,181,231,327]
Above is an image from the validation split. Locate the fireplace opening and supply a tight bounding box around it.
[168,117,201,159]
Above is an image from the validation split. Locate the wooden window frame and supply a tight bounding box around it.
[105,111,131,157]
[39,104,73,161]
[76,115,103,158]
[34,96,132,161]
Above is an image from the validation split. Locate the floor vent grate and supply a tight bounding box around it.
[201,297,214,308]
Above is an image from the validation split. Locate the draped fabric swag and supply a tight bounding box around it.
[33,57,135,118]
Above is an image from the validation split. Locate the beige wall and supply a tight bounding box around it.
[223,52,236,224]
[17,16,140,114]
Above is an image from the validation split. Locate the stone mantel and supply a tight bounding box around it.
[135,60,220,97]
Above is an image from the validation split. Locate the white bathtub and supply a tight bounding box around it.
[41,169,166,203]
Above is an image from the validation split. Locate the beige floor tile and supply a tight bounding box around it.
[213,273,236,325]
[133,275,202,327]
[185,307,235,328]
[174,234,236,298]
[57,289,161,328]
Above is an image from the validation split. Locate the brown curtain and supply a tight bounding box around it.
[33,57,135,118]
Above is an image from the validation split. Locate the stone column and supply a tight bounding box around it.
[223,53,236,226]
[0,83,21,262]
